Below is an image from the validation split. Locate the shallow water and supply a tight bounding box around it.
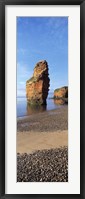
[17,93,63,117]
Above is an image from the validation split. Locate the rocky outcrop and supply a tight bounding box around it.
[54,86,68,105]
[26,60,50,105]
[54,86,68,98]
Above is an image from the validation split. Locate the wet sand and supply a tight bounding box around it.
[17,130,68,154]
[17,106,68,154]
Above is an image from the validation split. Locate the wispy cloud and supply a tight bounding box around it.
[17,62,33,79]
[17,48,28,55]
[17,62,33,93]
[47,17,68,31]
[19,81,25,85]
[17,89,26,97]
[45,17,68,50]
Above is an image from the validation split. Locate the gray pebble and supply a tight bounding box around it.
[17,147,68,182]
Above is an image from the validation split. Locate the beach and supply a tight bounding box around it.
[17,106,68,182]
[17,106,68,132]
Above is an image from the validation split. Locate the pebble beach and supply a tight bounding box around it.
[17,147,68,182]
[17,106,68,182]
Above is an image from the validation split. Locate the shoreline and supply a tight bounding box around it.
[17,106,68,133]
[17,105,67,120]
[17,106,68,154]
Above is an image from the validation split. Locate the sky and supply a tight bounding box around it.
[17,17,68,97]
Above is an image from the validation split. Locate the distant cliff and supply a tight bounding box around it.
[26,60,50,105]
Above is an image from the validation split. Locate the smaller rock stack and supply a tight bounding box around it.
[54,86,68,98]
[54,86,68,105]
[26,60,50,105]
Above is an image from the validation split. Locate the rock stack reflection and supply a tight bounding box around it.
[54,98,68,105]
[27,103,47,115]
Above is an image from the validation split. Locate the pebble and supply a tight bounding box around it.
[17,147,68,182]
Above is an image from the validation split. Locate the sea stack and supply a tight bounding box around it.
[54,86,68,98]
[26,60,50,105]
[54,86,68,105]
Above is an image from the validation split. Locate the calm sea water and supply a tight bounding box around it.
[17,93,62,117]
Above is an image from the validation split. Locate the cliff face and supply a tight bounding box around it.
[54,86,68,98]
[26,60,50,105]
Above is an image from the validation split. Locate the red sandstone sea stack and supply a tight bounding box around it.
[26,60,50,105]
[54,86,68,98]
[54,86,68,105]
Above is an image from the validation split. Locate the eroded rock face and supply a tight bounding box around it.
[54,86,68,98]
[54,86,68,105]
[26,60,50,105]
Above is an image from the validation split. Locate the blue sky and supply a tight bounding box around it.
[17,17,68,97]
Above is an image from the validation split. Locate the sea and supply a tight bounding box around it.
[17,92,62,118]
